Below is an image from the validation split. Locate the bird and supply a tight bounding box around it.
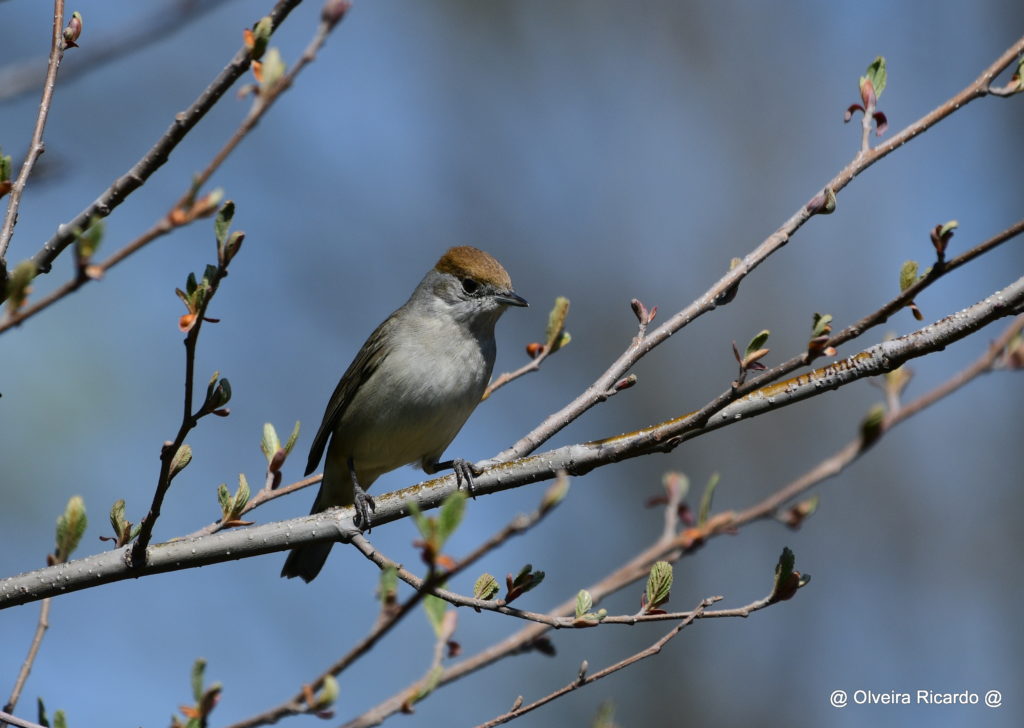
[281,246,527,582]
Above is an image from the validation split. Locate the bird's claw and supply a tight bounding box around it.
[451,458,479,498]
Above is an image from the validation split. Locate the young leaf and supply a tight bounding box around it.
[575,589,593,619]
[191,658,207,703]
[899,260,920,292]
[744,330,770,361]
[770,547,811,603]
[437,490,467,546]
[473,573,499,601]
[169,444,193,480]
[234,473,251,514]
[811,312,833,338]
[283,420,301,454]
[423,593,448,638]
[645,561,673,611]
[378,565,398,606]
[217,484,232,518]
[315,675,340,710]
[260,422,280,462]
[214,201,235,246]
[544,297,571,353]
[864,56,887,98]
[697,472,720,526]
[55,495,88,563]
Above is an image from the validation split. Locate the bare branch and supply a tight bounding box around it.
[0,2,350,334]
[17,0,304,282]
[2,272,1022,608]
[0,0,68,273]
[495,35,1024,463]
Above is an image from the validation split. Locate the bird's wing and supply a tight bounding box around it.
[304,316,395,475]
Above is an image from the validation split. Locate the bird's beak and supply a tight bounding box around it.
[496,290,529,307]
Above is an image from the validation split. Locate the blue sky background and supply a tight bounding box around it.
[1,1,1023,726]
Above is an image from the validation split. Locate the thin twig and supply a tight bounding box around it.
[2,598,51,718]
[0,0,68,272]
[0,0,232,104]
[129,241,235,566]
[4,271,1023,609]
[18,0,304,282]
[338,315,1024,727]
[495,35,1024,464]
[732,313,1024,525]
[223,479,559,728]
[0,1,350,334]
[0,710,47,728]
[472,597,721,728]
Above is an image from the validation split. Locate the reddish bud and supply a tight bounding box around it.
[62,12,83,48]
[525,342,544,359]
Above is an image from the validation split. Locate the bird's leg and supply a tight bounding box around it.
[430,458,479,497]
[347,457,376,531]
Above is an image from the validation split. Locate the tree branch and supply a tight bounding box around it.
[494,34,1024,463]
[2,272,1021,608]
[0,0,68,275]
[17,0,304,281]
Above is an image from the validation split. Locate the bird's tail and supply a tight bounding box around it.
[280,484,336,582]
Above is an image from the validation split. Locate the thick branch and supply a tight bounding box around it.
[2,273,1021,608]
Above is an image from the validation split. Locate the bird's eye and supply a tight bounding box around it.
[461,278,479,295]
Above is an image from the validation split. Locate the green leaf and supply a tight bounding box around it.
[234,473,250,515]
[4,259,38,313]
[575,589,593,619]
[217,484,232,517]
[37,697,49,728]
[55,495,87,563]
[473,572,499,600]
[860,403,886,445]
[53,710,67,728]
[206,377,231,411]
[315,675,339,709]
[169,444,192,480]
[645,561,673,611]
[899,260,920,292]
[770,547,811,603]
[437,490,467,547]
[423,592,448,638]
[744,330,770,361]
[250,16,273,60]
[75,218,105,260]
[0,147,12,181]
[938,220,958,238]
[283,420,301,455]
[697,472,720,526]
[214,201,235,246]
[811,312,833,338]
[865,56,887,98]
[260,422,280,463]
[378,565,398,606]
[406,499,431,542]
[191,658,207,703]
[259,47,286,90]
[544,297,571,353]
[109,498,126,535]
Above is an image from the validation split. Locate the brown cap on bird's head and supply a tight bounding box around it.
[435,246,514,290]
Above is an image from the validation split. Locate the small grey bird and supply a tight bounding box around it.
[282,246,527,582]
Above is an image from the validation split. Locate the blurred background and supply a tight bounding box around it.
[2,1,1023,726]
